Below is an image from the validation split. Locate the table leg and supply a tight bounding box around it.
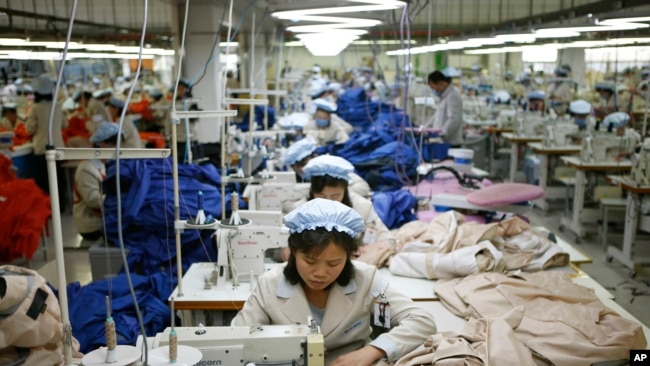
[607,192,641,274]
[561,169,585,240]
[534,154,549,211]
[509,141,518,182]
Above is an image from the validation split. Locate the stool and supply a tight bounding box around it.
[599,198,627,250]
[496,148,510,180]
[556,177,576,217]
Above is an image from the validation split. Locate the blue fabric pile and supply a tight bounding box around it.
[102,158,239,274]
[66,272,175,354]
[336,87,379,131]
[236,106,276,131]
[372,190,417,229]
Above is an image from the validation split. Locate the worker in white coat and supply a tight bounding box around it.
[232,198,437,365]
[25,77,68,205]
[304,98,350,146]
[73,122,121,241]
[106,98,142,148]
[568,99,595,131]
[0,103,23,131]
[594,82,618,120]
[426,70,464,147]
[546,68,574,115]
[281,136,370,197]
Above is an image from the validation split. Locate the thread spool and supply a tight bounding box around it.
[231,192,239,211]
[105,320,117,350]
[169,330,178,363]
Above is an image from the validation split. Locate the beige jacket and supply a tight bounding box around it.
[305,119,350,146]
[435,271,647,365]
[86,98,111,133]
[232,261,437,363]
[73,159,104,234]
[25,101,67,155]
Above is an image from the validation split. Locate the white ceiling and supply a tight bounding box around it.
[1,0,650,46]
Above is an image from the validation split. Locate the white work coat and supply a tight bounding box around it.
[117,117,142,149]
[426,85,464,145]
[305,119,350,146]
[25,101,67,155]
[232,261,437,363]
[85,98,111,134]
[73,159,105,234]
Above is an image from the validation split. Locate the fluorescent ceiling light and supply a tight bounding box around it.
[272,0,405,18]
[495,33,536,43]
[287,25,370,33]
[0,38,28,46]
[352,40,416,45]
[283,15,381,27]
[533,29,580,38]
[298,33,359,56]
[598,16,650,24]
[467,38,505,45]
[464,46,524,55]
[284,41,304,47]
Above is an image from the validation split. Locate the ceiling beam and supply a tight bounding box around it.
[0,6,144,34]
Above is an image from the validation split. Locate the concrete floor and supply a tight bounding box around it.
[22,206,650,328]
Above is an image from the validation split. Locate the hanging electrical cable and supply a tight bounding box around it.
[114,0,150,363]
[43,1,78,364]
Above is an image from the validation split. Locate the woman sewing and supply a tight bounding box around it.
[232,199,437,365]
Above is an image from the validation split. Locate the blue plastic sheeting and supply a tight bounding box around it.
[65,272,175,354]
[236,106,276,131]
[372,190,417,229]
[102,158,242,274]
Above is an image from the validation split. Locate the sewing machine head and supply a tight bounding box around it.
[496,109,517,129]
[630,139,650,185]
[517,112,546,136]
[544,123,580,147]
[153,322,324,366]
[216,210,290,283]
[581,133,637,163]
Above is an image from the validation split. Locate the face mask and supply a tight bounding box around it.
[431,89,440,97]
[574,118,587,128]
[315,118,330,128]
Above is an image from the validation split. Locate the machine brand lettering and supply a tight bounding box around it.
[238,240,258,245]
[262,194,277,198]
[196,360,222,366]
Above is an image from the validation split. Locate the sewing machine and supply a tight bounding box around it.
[147,322,325,366]
[544,123,580,147]
[246,182,310,211]
[581,133,638,163]
[630,140,650,185]
[516,113,546,137]
[216,210,290,285]
[495,109,517,129]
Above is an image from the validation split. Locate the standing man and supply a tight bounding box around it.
[426,70,464,147]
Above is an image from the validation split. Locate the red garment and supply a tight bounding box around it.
[2,123,32,147]
[129,99,153,123]
[62,115,90,145]
[0,155,17,184]
[0,179,51,262]
[139,132,166,148]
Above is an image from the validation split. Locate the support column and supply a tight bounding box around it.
[561,48,586,89]
[181,2,224,142]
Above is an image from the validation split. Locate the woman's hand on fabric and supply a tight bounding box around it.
[329,345,386,366]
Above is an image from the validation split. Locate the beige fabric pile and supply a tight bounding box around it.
[384,211,568,279]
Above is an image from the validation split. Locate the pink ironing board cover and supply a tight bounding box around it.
[466,183,544,207]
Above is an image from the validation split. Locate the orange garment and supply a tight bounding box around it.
[11,123,31,146]
[139,132,166,148]
[0,179,51,261]
[129,98,153,123]
[62,115,90,145]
